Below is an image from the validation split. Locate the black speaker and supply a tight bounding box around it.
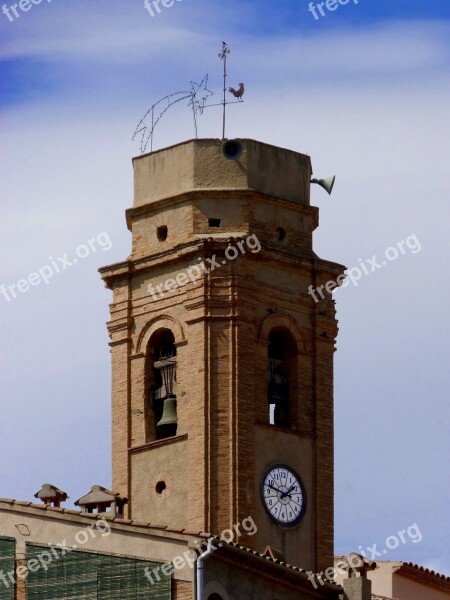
[222,139,243,161]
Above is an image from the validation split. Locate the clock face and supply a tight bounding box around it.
[261,464,306,527]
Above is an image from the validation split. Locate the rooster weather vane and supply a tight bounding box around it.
[132,42,244,154]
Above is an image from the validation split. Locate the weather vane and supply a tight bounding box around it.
[132,42,244,154]
[217,41,245,138]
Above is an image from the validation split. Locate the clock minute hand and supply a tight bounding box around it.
[267,484,280,493]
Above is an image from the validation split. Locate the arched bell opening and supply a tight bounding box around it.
[267,327,298,428]
[145,328,177,441]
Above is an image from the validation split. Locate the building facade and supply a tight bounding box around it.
[334,559,450,600]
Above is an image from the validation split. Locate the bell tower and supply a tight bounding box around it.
[100,138,345,572]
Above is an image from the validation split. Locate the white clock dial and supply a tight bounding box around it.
[261,465,306,526]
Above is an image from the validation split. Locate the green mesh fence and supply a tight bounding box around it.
[26,544,171,599]
[0,537,15,600]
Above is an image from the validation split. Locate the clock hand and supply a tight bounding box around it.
[280,484,295,499]
[267,484,280,493]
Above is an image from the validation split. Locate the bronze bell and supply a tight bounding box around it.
[157,396,177,437]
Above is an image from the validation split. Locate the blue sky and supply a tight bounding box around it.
[1,0,449,578]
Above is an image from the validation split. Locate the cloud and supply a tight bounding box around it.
[1,13,448,76]
[0,5,449,570]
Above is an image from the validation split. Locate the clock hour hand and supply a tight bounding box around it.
[280,484,295,499]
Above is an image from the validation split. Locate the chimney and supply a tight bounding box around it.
[74,485,127,517]
[34,484,68,508]
[341,553,376,600]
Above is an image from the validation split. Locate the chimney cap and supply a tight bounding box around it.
[34,483,68,502]
[344,553,377,578]
[74,485,127,508]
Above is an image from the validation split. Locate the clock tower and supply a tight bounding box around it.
[100,138,345,573]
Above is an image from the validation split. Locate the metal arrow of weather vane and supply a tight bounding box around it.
[132,42,245,154]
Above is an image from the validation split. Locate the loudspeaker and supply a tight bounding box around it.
[222,139,243,160]
[311,176,336,195]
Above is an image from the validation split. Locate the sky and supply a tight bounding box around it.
[1,0,449,577]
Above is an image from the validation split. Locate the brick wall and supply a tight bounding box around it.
[16,558,26,600]
[173,579,192,599]
[100,140,345,573]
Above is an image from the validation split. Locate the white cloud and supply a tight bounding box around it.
[1,10,449,571]
[1,12,448,79]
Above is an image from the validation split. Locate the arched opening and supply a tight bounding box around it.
[267,327,297,427]
[208,595,224,600]
[145,328,177,441]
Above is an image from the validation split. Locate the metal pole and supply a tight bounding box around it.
[150,106,154,152]
[191,83,199,138]
[222,51,227,139]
